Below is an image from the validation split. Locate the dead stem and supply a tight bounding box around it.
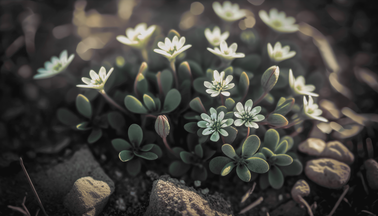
[297,195,313,216]
[328,185,349,216]
[239,196,264,214]
[241,182,256,203]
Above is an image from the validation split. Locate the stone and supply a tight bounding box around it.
[64,176,114,216]
[270,200,306,216]
[291,179,310,204]
[305,158,350,189]
[364,159,378,190]
[321,141,354,164]
[144,175,232,216]
[298,138,326,156]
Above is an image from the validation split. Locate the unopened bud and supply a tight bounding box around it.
[155,115,170,138]
[261,66,279,92]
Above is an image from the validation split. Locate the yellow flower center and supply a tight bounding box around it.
[53,62,63,71]
[272,20,282,28]
[274,51,282,58]
[225,11,233,17]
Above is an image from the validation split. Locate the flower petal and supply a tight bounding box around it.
[210,131,220,142]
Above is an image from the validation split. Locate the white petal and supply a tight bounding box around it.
[259,10,270,24]
[274,41,282,51]
[204,28,212,41]
[219,129,228,136]
[126,28,135,40]
[104,67,114,82]
[245,99,253,112]
[98,67,106,80]
[213,70,220,81]
[203,128,214,135]
[204,81,213,88]
[89,70,99,80]
[201,113,211,121]
[229,43,238,54]
[296,76,305,86]
[234,112,242,118]
[158,41,167,50]
[82,77,92,85]
[177,37,186,50]
[234,119,244,126]
[221,31,229,41]
[220,41,227,53]
[236,102,244,113]
[233,53,245,58]
[221,91,230,97]
[267,43,273,57]
[60,50,68,61]
[218,111,225,121]
[289,69,295,89]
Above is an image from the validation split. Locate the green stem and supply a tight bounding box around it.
[220,94,225,106]
[99,90,136,121]
[163,137,174,155]
[141,48,149,62]
[170,60,179,88]
[254,91,267,106]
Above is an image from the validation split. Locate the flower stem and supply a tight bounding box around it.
[220,94,225,106]
[170,60,179,88]
[246,127,250,138]
[328,185,349,216]
[254,91,267,106]
[162,137,174,155]
[141,48,149,62]
[99,90,136,121]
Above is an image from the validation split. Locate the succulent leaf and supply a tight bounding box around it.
[246,157,270,173]
[268,166,284,189]
[128,124,143,146]
[124,95,148,114]
[112,138,133,151]
[209,156,233,174]
[242,135,261,158]
[76,94,92,119]
[236,165,251,182]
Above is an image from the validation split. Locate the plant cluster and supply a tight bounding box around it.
[39,1,330,189]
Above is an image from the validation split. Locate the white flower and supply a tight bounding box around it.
[153,36,192,62]
[289,69,319,97]
[197,107,234,142]
[259,8,298,33]
[234,99,265,128]
[77,66,114,90]
[34,50,74,79]
[116,23,156,49]
[204,70,235,97]
[267,42,296,63]
[207,41,245,61]
[302,96,328,122]
[212,1,246,22]
[204,26,229,47]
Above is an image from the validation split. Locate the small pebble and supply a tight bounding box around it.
[298,138,326,156]
[364,159,378,190]
[116,197,126,211]
[201,188,209,194]
[278,194,283,201]
[180,180,185,185]
[194,180,201,187]
[291,179,310,204]
[115,170,123,178]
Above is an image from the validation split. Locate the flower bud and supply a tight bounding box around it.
[261,66,279,92]
[155,115,170,138]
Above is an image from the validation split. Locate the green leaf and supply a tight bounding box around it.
[180,151,193,164]
[261,147,274,158]
[206,68,214,80]
[275,140,288,154]
[127,159,141,176]
[280,159,303,176]
[225,98,235,111]
[178,61,192,84]
[88,128,102,144]
[124,95,148,114]
[263,93,275,105]
[209,156,232,175]
[216,106,228,116]
[167,29,180,40]
[221,162,236,176]
[119,150,134,162]
[187,60,203,78]
[112,138,132,151]
[259,173,270,190]
[76,121,91,130]
[135,73,149,96]
[261,66,279,92]
[143,94,156,112]
[268,166,284,189]
[184,122,198,134]
[254,152,266,160]
[162,89,181,113]
[160,69,173,96]
[237,165,251,182]
[189,97,206,113]
[107,111,125,129]
[225,111,234,119]
[194,144,203,158]
[267,113,288,127]
[140,143,154,151]
[273,97,295,115]
[83,89,99,101]
[135,151,158,160]
[263,129,280,151]
[242,135,261,158]
[246,157,269,173]
[191,166,207,181]
[222,144,236,159]
[238,72,250,98]
[150,144,163,158]
[223,126,238,144]
[280,136,294,151]
[184,112,200,120]
[169,161,191,177]
[193,77,209,95]
[76,94,92,119]
[57,108,81,126]
[233,54,261,71]
[128,124,143,147]
[274,154,293,166]
[224,66,233,76]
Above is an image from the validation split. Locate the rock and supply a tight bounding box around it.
[64,176,114,216]
[291,179,310,204]
[298,138,326,156]
[144,175,232,216]
[321,141,354,164]
[30,146,115,206]
[364,159,378,190]
[270,200,306,216]
[305,158,350,189]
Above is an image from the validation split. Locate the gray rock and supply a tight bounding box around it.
[321,141,354,164]
[144,175,232,216]
[298,138,326,156]
[305,158,350,189]
[291,179,310,204]
[364,159,378,190]
[64,176,114,216]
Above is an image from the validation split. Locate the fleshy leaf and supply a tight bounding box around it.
[209,156,232,175]
[195,144,203,158]
[275,140,288,154]
[267,113,288,127]
[160,69,173,96]
[191,166,207,181]
[224,66,233,76]
[167,29,180,40]
[268,166,284,189]
[238,72,250,99]
[246,157,269,173]
[193,77,209,95]
[261,66,279,92]
[124,95,148,114]
[223,126,238,144]
[143,94,156,112]
[169,161,191,177]
[242,135,261,158]
[180,151,193,164]
[112,138,132,151]
[107,111,125,129]
[128,124,143,146]
[88,128,102,144]
[189,97,206,113]
[236,165,251,182]
[221,162,236,176]
[222,144,236,159]
[134,151,158,160]
[119,150,134,162]
[225,98,235,111]
[254,152,266,160]
[76,94,92,119]
[280,159,303,176]
[184,122,198,134]
[57,108,81,126]
[76,122,91,130]
[272,154,293,166]
[150,144,163,158]
[280,136,294,151]
[259,173,270,190]
[178,61,192,84]
[273,97,295,115]
[162,89,181,113]
[140,143,154,151]
[187,60,203,78]
[127,158,141,176]
[216,106,228,116]
[233,54,261,71]
[261,147,274,158]
[135,73,149,96]
[263,129,280,151]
